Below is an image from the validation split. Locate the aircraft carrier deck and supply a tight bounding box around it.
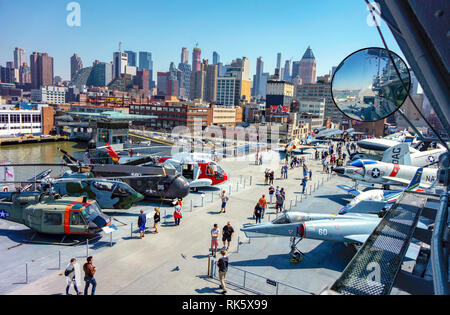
[0,147,435,295]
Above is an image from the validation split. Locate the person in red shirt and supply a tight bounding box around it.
[258,195,267,219]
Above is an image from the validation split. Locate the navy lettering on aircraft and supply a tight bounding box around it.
[425,176,436,182]
[391,147,401,163]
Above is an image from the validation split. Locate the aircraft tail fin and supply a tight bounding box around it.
[382,143,411,165]
[406,167,423,191]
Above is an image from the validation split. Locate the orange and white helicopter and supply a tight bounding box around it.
[158,152,228,191]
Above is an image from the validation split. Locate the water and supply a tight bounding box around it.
[0,141,88,181]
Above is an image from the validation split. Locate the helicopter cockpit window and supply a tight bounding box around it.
[82,202,102,222]
[44,213,62,225]
[92,181,114,192]
[182,164,194,179]
[112,185,130,197]
[272,214,291,224]
[70,212,86,225]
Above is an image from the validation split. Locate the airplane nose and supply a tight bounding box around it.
[333,167,345,175]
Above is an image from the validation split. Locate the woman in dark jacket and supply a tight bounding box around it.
[153,208,160,233]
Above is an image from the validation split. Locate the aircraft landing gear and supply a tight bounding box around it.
[289,237,304,263]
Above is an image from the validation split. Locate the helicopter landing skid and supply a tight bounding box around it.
[22,233,97,246]
[289,237,304,263]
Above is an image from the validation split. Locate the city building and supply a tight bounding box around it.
[181,48,189,64]
[70,54,83,80]
[124,50,137,67]
[31,86,68,104]
[136,70,150,98]
[89,62,113,87]
[30,52,54,89]
[14,47,25,69]
[298,99,325,120]
[113,51,128,79]
[297,112,324,133]
[266,80,294,122]
[192,47,201,72]
[282,60,291,82]
[298,46,317,84]
[205,64,218,103]
[253,57,264,98]
[276,53,281,70]
[216,77,236,106]
[130,100,212,130]
[0,103,54,136]
[213,51,220,65]
[178,62,191,100]
[296,81,342,124]
[139,51,154,88]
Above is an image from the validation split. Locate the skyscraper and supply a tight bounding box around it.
[30,52,54,89]
[192,47,201,72]
[276,53,281,70]
[213,51,220,65]
[253,57,264,98]
[181,47,189,64]
[299,46,316,84]
[205,63,218,103]
[139,51,153,88]
[125,50,137,67]
[14,47,25,68]
[292,61,301,79]
[283,60,291,82]
[70,53,83,80]
[178,62,191,99]
[113,51,128,79]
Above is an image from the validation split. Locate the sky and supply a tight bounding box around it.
[0,0,404,81]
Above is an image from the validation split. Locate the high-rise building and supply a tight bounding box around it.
[283,60,291,82]
[70,53,83,80]
[276,53,281,70]
[88,62,113,87]
[217,62,225,77]
[217,77,236,106]
[299,46,316,84]
[205,63,218,103]
[190,64,206,101]
[113,52,128,79]
[125,50,137,67]
[136,70,150,97]
[224,57,251,105]
[213,51,220,65]
[192,48,201,72]
[253,57,264,98]
[139,51,153,88]
[178,62,191,100]
[292,61,301,79]
[181,47,189,64]
[30,52,54,89]
[14,47,25,69]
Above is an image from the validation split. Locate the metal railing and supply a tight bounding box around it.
[209,259,313,295]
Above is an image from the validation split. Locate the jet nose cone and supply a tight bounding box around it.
[333,167,345,175]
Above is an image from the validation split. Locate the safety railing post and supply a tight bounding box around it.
[86,239,89,257]
[250,176,252,186]
[190,200,193,212]
[243,270,246,288]
[110,231,113,247]
[131,223,133,237]
[58,250,61,270]
[25,263,29,284]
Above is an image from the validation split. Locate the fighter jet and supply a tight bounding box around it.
[336,168,424,214]
[240,169,427,262]
[333,158,439,189]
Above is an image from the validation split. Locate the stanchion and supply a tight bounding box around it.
[295,195,298,206]
[211,192,213,203]
[86,239,89,257]
[58,250,61,269]
[237,236,240,253]
[25,263,28,284]
[229,185,232,195]
[250,176,252,186]
[290,199,293,211]
[190,200,193,212]
[131,223,133,237]
[236,181,239,192]
[201,195,204,207]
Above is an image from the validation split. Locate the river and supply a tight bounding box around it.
[0,141,88,181]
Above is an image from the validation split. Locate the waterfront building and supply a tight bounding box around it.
[0,103,54,136]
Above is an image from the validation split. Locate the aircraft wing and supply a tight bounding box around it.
[189,178,213,188]
[337,185,361,197]
[343,234,368,244]
[329,191,428,295]
[346,200,388,215]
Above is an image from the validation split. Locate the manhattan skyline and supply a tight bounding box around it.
[0,0,403,81]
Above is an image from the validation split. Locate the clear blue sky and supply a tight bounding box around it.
[0,0,404,81]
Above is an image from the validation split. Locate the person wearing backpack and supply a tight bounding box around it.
[64,258,81,295]
[254,203,263,224]
[83,256,97,295]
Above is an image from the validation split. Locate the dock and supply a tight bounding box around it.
[0,135,68,146]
